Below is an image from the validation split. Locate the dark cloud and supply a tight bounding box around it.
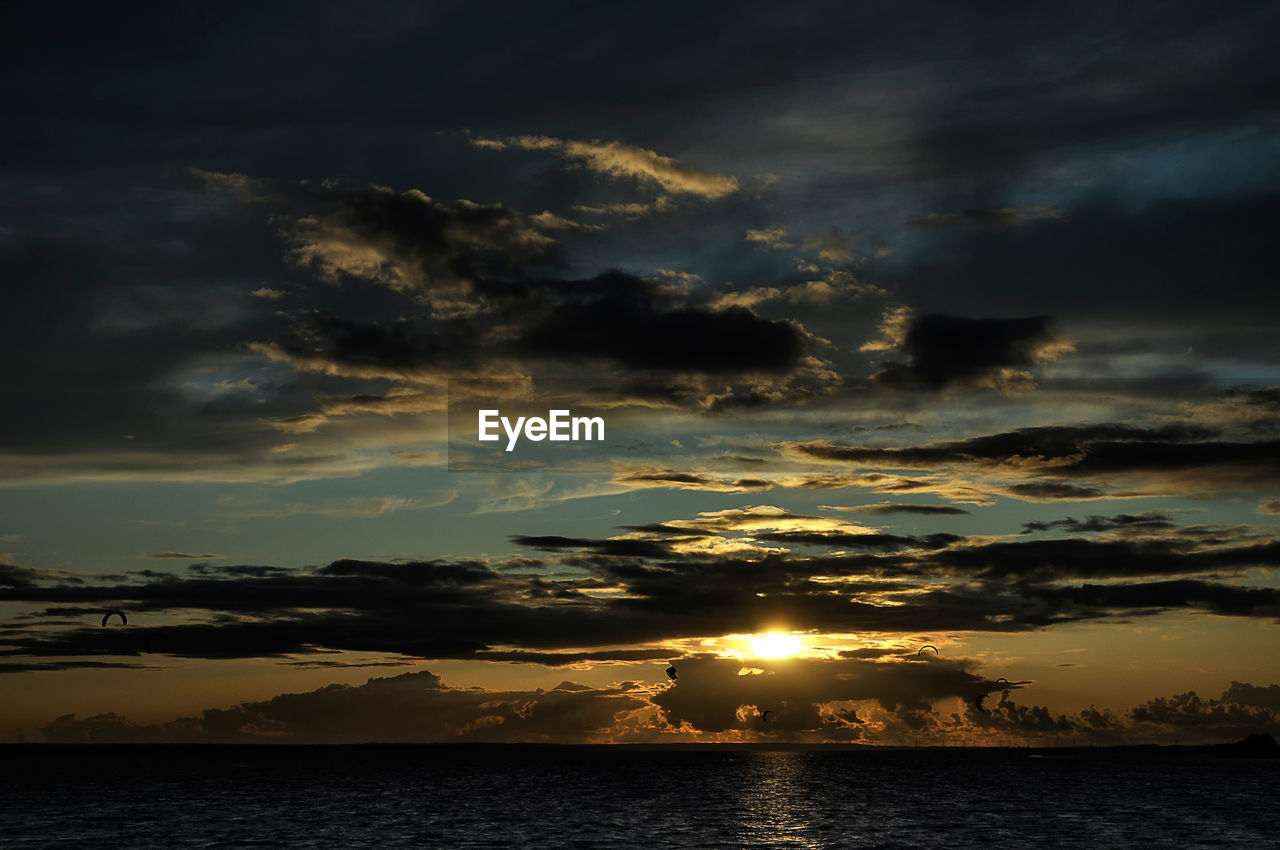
[198,173,812,383]
[908,207,1064,229]
[510,535,678,559]
[1021,513,1176,534]
[0,231,288,455]
[794,423,1280,498]
[652,654,989,736]
[41,670,650,744]
[0,564,85,589]
[0,169,832,485]
[882,194,1280,321]
[0,661,159,674]
[1003,483,1108,501]
[1,564,55,589]
[829,503,971,516]
[136,551,227,560]
[1029,579,1280,619]
[798,423,1213,466]
[871,314,1070,389]
[262,262,814,396]
[475,649,675,666]
[615,471,776,492]
[194,171,567,301]
[1129,682,1280,736]
[1222,386,1280,410]
[186,564,295,578]
[268,308,484,374]
[751,531,963,550]
[886,536,1280,584]
[516,284,805,373]
[8,1,1276,190]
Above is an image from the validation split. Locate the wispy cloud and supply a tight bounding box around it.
[471,135,740,199]
[133,551,226,560]
[909,206,1066,229]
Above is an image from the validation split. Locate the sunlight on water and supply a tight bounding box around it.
[739,751,827,847]
[2,746,1276,848]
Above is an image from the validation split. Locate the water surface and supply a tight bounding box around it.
[3,745,1274,848]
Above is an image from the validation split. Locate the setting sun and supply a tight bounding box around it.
[751,632,804,658]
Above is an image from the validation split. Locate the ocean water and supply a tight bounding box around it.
[2,745,1276,848]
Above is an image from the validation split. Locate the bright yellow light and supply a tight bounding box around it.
[751,632,803,658]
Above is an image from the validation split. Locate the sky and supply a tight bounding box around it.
[2,0,1279,745]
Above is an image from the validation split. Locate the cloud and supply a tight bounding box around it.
[0,229,359,485]
[909,206,1065,229]
[510,535,679,559]
[750,530,963,551]
[224,494,456,520]
[188,169,276,202]
[134,551,227,560]
[534,504,965,558]
[473,649,675,666]
[801,227,855,263]
[790,423,1280,499]
[1,564,87,589]
[513,273,806,373]
[826,503,971,516]
[1002,482,1108,501]
[652,654,991,736]
[709,269,882,310]
[34,656,1009,744]
[609,466,995,504]
[41,670,650,744]
[470,136,740,199]
[266,388,445,434]
[868,312,1074,390]
[1128,682,1280,738]
[859,305,914,353]
[36,658,1280,745]
[0,661,163,674]
[745,225,793,250]
[880,194,1280,322]
[199,172,564,312]
[612,469,778,493]
[255,267,817,395]
[572,197,676,219]
[787,269,884,303]
[1020,512,1176,535]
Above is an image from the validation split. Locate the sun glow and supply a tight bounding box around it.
[750,632,804,658]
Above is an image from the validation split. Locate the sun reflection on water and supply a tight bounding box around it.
[737,751,833,847]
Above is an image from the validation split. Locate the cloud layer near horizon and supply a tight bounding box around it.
[38,665,1280,746]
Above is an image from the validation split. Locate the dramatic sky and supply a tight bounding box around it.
[3,1,1280,745]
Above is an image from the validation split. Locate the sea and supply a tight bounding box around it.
[2,744,1276,848]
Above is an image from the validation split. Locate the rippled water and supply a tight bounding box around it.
[3,745,1276,848]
